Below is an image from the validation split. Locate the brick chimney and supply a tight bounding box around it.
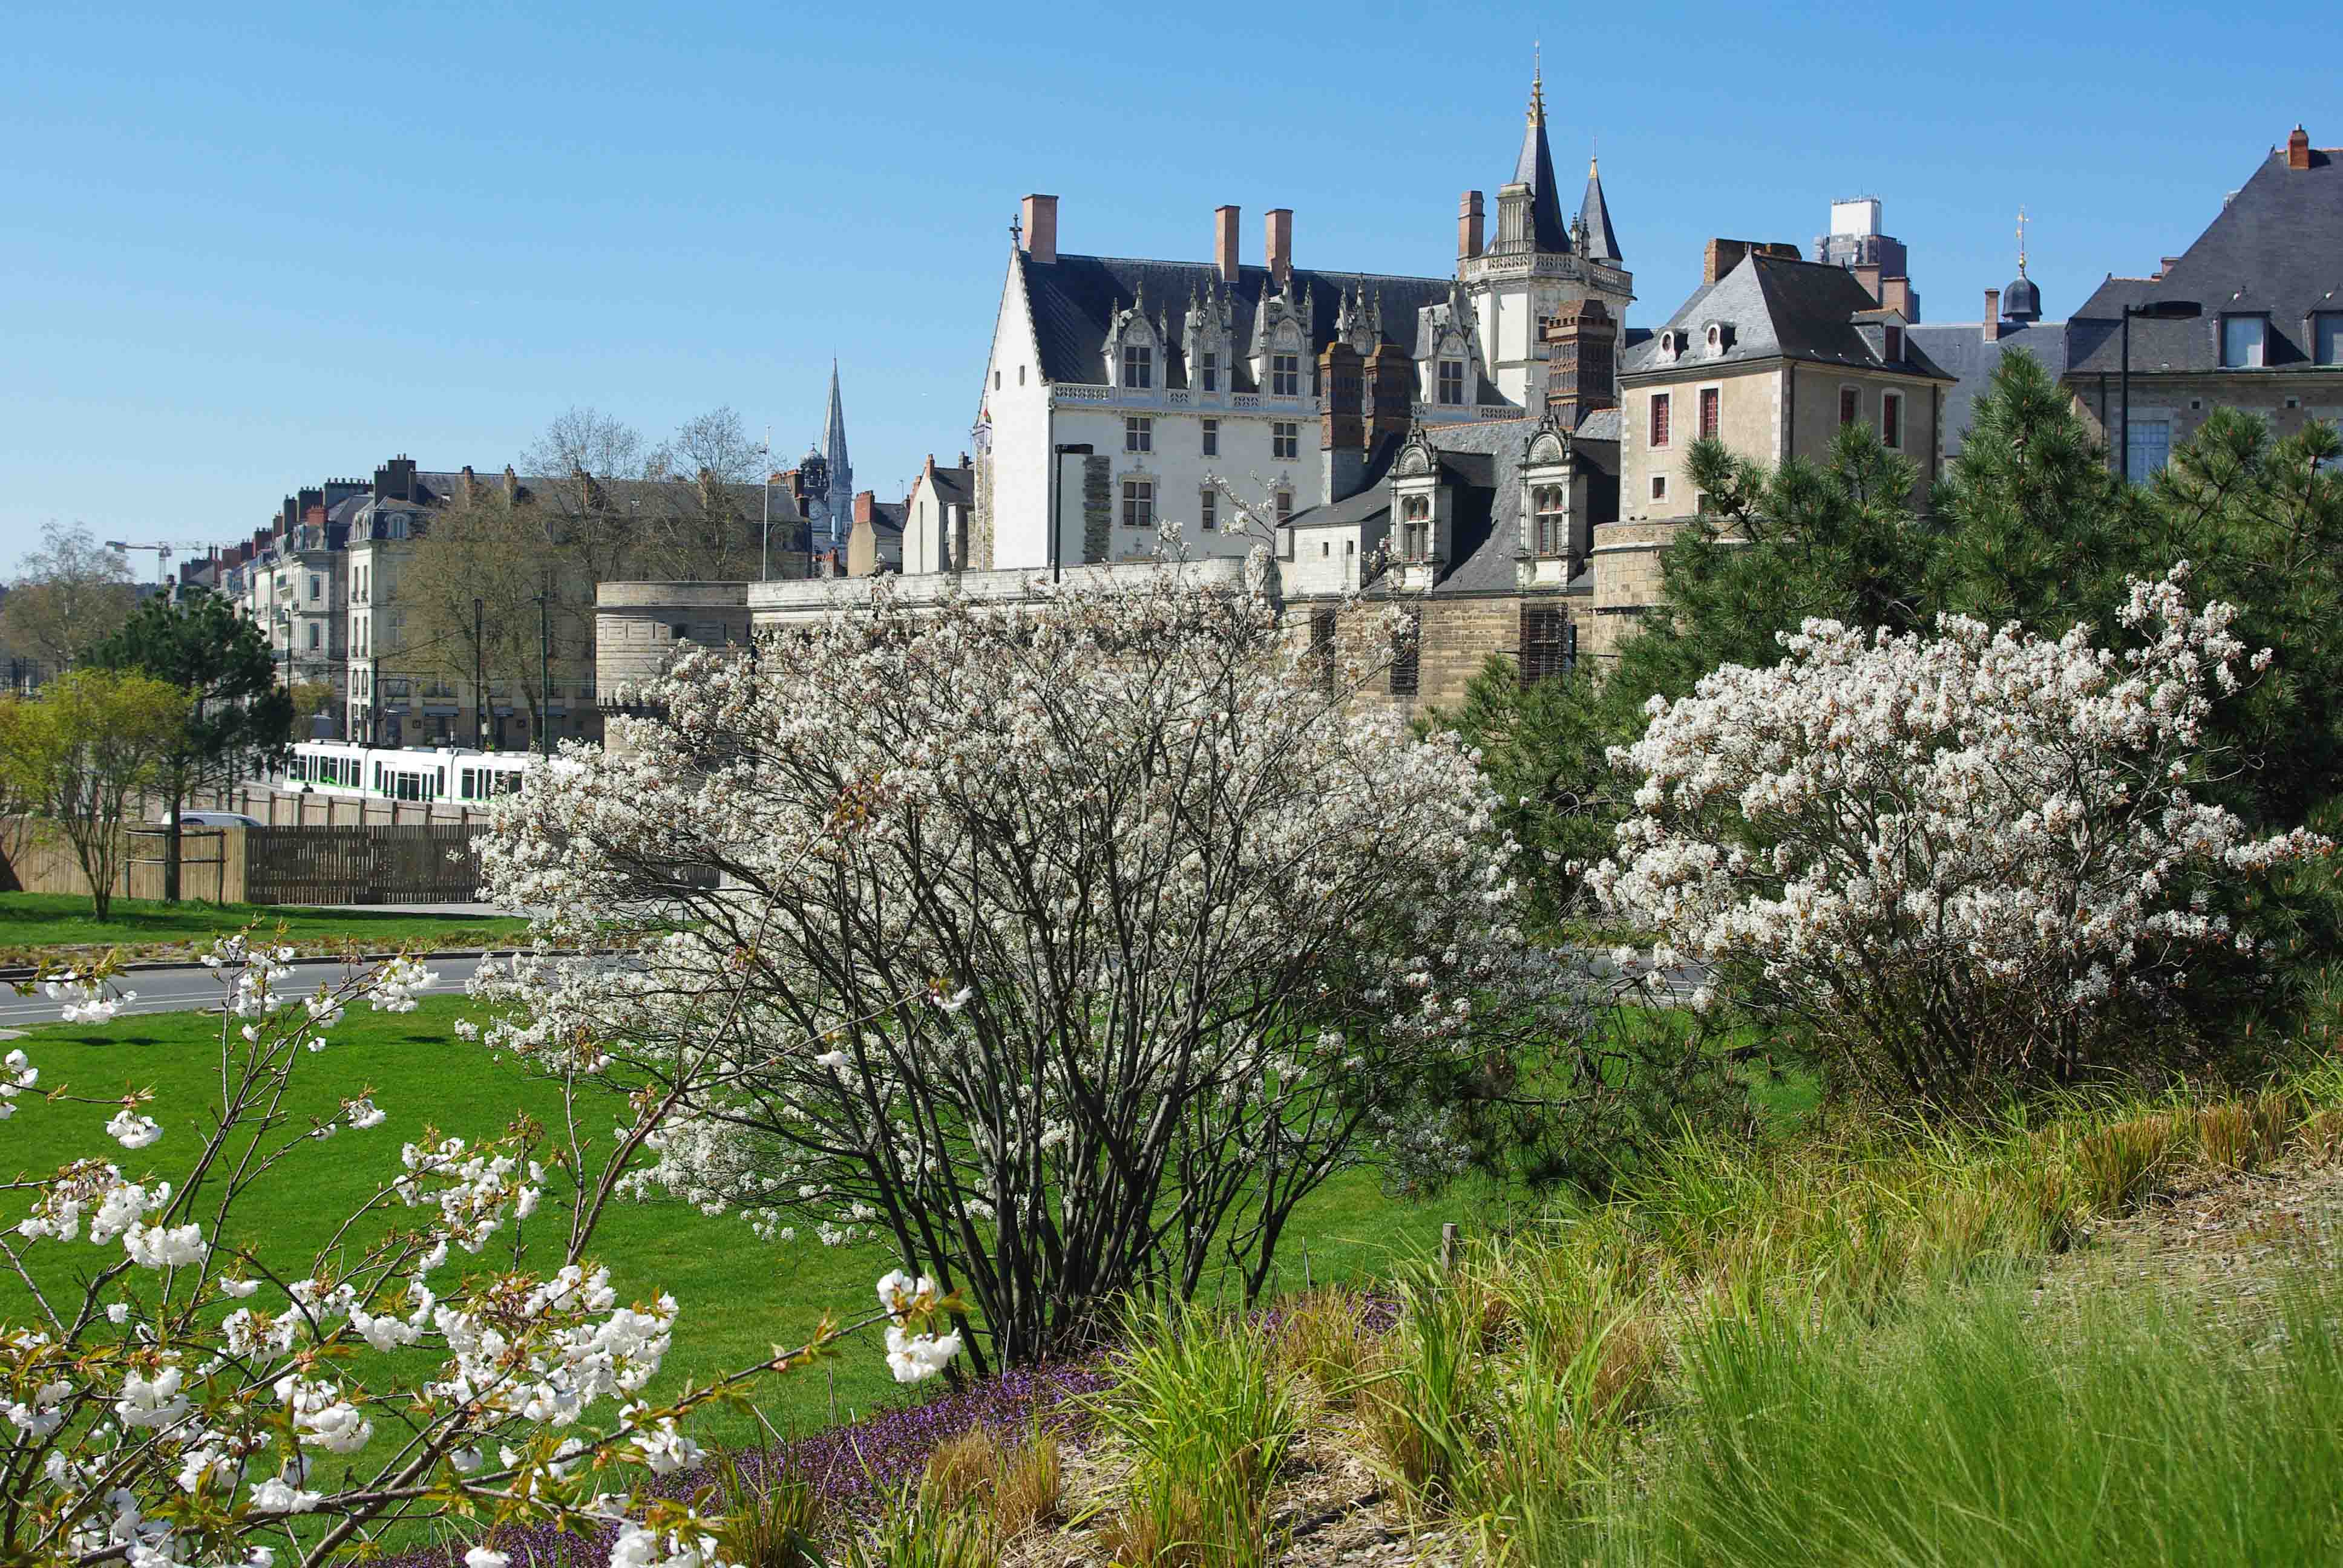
[1021,194,1058,266]
[1544,299,1619,430]
[1703,238,1750,285]
[1879,276,1915,319]
[1984,288,2002,342]
[372,456,417,503]
[1319,341,1366,505]
[1265,207,1293,287]
[1365,343,1415,444]
[2289,123,2312,170]
[1458,191,1484,263]
[1214,205,1240,284]
[1852,264,1883,304]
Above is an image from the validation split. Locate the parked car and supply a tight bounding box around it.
[160,811,266,829]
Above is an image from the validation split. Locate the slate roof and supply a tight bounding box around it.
[923,465,974,508]
[1907,322,2069,456]
[1622,252,1956,382]
[2067,143,2343,376]
[1579,161,1622,263]
[1280,418,1617,597]
[1511,99,1573,255]
[1019,255,1455,390]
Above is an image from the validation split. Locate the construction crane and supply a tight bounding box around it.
[105,540,208,590]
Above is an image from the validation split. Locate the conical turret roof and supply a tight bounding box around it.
[1579,155,1622,263]
[1511,67,1572,255]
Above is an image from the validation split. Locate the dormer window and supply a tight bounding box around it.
[1398,494,1432,560]
[1705,324,1720,350]
[2222,315,2267,368]
[1883,325,1903,361]
[1532,486,1567,556]
[1272,353,1300,397]
[1200,350,1219,391]
[1438,360,1465,405]
[1659,330,1680,361]
[1123,345,1153,388]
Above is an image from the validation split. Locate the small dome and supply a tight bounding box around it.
[2003,275,2042,322]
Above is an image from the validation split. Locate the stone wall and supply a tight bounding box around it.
[594,583,755,693]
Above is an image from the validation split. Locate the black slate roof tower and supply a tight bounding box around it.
[1510,67,1572,256]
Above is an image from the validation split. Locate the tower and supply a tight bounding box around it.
[1457,63,1633,409]
[810,361,854,554]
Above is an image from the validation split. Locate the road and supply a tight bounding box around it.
[0,954,491,1031]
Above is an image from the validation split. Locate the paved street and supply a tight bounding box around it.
[0,954,490,1031]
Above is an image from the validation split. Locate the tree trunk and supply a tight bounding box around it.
[163,783,184,904]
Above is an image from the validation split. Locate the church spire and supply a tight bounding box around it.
[820,361,853,553]
[1579,151,1622,264]
[1510,56,1571,254]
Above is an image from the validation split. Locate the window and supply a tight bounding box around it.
[1881,391,1903,450]
[1202,418,1219,456]
[1841,387,1861,427]
[1883,325,1902,362]
[1271,353,1300,396]
[1121,479,1154,529]
[1533,485,1568,555]
[1521,607,1575,684]
[1321,541,1329,556]
[994,370,1001,390]
[1019,365,1026,385]
[1438,360,1465,405]
[1200,489,1217,531]
[1276,489,1293,522]
[2317,315,2343,365]
[2126,418,2172,484]
[1125,416,1152,454]
[1399,494,1431,560]
[1698,387,1720,440]
[2222,315,2267,368]
[1649,393,1672,447]
[306,622,320,650]
[1389,610,1421,697]
[1123,344,1153,388]
[1309,607,1337,694]
[1651,475,1668,501]
[1201,351,1219,391]
[1272,421,1299,460]
[308,573,322,601]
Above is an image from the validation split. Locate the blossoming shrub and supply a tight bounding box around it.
[1591,569,2328,1099]
[0,942,957,1568]
[473,566,1605,1366]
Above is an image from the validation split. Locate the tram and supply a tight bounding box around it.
[280,741,534,805]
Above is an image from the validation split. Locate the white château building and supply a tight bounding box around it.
[957,69,1631,577]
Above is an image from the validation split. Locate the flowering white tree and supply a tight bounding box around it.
[1591,567,2330,1097]
[472,566,1593,1365]
[0,944,958,1568]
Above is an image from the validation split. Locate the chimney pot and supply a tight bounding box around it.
[1984,287,2003,342]
[1265,207,1293,287]
[1458,190,1485,262]
[2289,123,2312,170]
[1214,204,1240,284]
[1020,194,1058,266]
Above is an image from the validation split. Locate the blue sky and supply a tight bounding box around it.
[2,0,2324,576]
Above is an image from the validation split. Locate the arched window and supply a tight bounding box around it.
[1533,486,1567,556]
[1398,494,1432,560]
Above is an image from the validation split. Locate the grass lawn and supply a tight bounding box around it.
[0,995,1460,1461]
[0,892,535,961]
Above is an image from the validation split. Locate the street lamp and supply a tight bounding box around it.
[2120,299,2203,483]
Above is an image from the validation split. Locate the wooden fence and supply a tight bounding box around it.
[2,817,484,906]
[2,818,244,903]
[243,825,485,906]
[186,785,495,829]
